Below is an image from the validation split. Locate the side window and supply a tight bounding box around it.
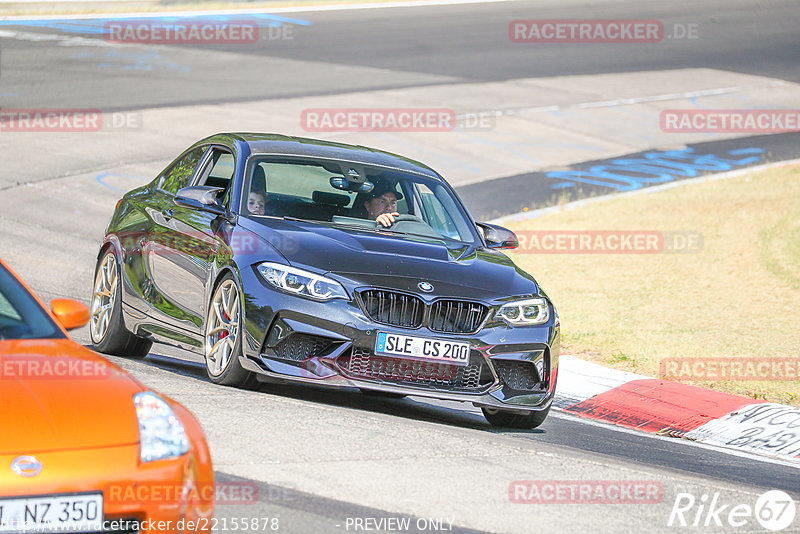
[195,148,235,204]
[160,146,206,195]
[0,291,22,321]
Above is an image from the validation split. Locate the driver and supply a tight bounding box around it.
[362,183,403,227]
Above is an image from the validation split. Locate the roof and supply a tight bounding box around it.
[207,133,442,179]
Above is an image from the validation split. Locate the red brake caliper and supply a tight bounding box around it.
[220,308,230,338]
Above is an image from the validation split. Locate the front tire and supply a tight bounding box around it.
[481,405,551,429]
[90,249,152,358]
[204,274,257,389]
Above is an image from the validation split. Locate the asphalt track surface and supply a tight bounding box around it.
[1,0,800,532]
[463,132,800,220]
[1,0,799,110]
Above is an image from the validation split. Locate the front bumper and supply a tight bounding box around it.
[239,269,560,414]
[0,445,212,534]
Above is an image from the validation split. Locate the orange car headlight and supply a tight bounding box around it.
[134,392,190,462]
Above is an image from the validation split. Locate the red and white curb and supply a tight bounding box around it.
[493,159,800,463]
[555,355,800,463]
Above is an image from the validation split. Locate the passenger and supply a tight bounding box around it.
[362,183,403,227]
[248,190,267,216]
[249,165,284,217]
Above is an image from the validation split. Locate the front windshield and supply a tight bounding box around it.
[0,263,62,340]
[242,157,478,244]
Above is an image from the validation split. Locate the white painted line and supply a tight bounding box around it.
[12,0,135,2]
[494,159,800,464]
[454,84,788,122]
[415,388,800,468]
[686,403,800,461]
[551,409,800,470]
[0,0,517,22]
[570,87,744,110]
[554,354,649,408]
[0,29,118,46]
[489,158,800,226]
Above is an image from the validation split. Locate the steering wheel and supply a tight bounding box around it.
[383,213,443,239]
[388,214,425,225]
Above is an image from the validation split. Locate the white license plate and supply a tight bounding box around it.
[375,332,470,366]
[0,493,103,533]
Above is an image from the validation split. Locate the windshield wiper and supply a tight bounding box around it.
[285,216,384,234]
[282,216,318,223]
[283,216,464,243]
[376,227,466,244]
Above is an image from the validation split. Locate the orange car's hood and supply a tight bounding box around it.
[0,340,144,454]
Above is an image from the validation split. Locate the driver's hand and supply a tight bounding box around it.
[376,212,400,227]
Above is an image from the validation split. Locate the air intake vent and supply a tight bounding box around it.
[429,300,488,334]
[493,360,542,390]
[344,347,485,390]
[272,333,332,361]
[360,290,424,328]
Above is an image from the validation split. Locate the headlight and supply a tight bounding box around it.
[496,297,550,326]
[134,392,189,463]
[257,262,348,301]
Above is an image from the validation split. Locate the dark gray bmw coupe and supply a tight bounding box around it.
[91,133,560,428]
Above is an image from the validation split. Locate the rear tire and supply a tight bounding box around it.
[204,274,258,389]
[481,405,551,429]
[90,249,152,359]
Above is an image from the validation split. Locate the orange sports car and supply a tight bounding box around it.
[0,258,214,533]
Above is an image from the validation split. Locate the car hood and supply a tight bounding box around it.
[241,218,539,298]
[0,340,143,455]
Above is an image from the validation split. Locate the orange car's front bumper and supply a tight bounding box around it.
[0,444,213,533]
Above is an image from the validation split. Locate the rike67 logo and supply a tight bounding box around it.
[668,490,796,531]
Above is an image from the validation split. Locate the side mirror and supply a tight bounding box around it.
[50,299,90,331]
[476,222,519,249]
[174,186,227,217]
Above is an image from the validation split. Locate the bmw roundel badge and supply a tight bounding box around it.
[418,282,434,293]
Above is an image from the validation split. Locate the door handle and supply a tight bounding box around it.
[162,208,174,220]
